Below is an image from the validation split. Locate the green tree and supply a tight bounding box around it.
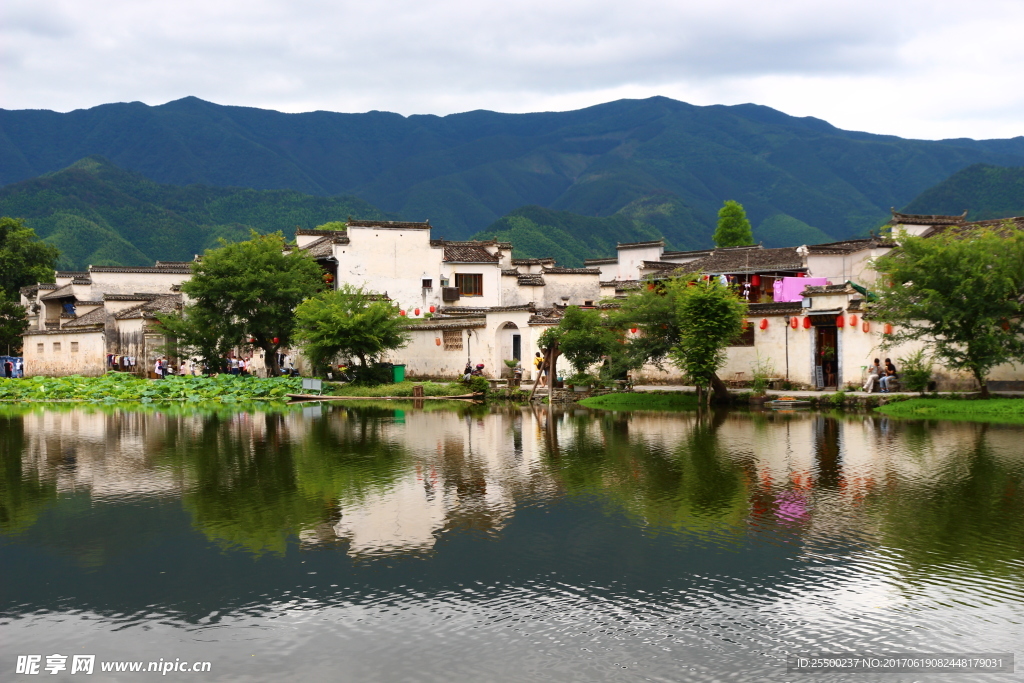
[314,221,348,231]
[538,306,620,378]
[872,225,1024,397]
[712,200,754,248]
[0,293,29,356]
[668,277,748,402]
[160,232,322,374]
[293,284,409,371]
[0,217,60,298]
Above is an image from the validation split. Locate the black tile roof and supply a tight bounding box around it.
[671,246,804,275]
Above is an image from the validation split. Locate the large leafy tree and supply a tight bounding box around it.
[872,225,1024,397]
[293,284,409,371]
[160,232,322,374]
[712,200,754,248]
[668,277,748,402]
[0,292,29,356]
[0,216,59,298]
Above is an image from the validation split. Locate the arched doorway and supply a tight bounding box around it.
[497,322,521,376]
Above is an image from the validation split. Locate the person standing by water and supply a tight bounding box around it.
[153,357,164,379]
[533,352,546,388]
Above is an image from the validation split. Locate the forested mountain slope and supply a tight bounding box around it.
[4,96,1023,241]
[0,156,389,269]
[902,164,1024,221]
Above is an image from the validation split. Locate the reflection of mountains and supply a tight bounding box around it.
[3,406,1024,567]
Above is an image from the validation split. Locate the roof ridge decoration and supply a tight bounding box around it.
[89,265,193,274]
[890,209,968,226]
[617,240,665,250]
[347,218,431,230]
[542,266,601,275]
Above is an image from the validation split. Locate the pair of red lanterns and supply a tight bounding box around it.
[247,336,280,344]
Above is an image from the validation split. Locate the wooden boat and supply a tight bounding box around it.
[767,397,812,409]
[286,393,484,402]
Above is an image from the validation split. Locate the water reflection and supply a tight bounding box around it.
[2,404,1023,681]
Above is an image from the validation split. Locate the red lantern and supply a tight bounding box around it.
[849,315,858,327]
[862,321,870,333]
[248,337,255,343]
[802,317,811,329]
[435,337,441,346]
[796,272,805,278]
[323,273,335,283]
[400,310,406,316]
[836,315,845,328]
[429,305,436,313]
[272,337,279,344]
[759,318,768,330]
[630,327,638,334]
[751,274,761,287]
[414,308,420,316]
[742,320,749,330]
[883,323,893,335]
[790,316,799,329]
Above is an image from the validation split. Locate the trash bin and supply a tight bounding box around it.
[392,364,406,383]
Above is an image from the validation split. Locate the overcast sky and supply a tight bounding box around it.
[2,0,1022,140]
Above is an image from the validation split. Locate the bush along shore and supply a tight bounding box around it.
[577,392,699,410]
[0,373,305,403]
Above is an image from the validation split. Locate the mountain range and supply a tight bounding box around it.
[4,96,1024,246]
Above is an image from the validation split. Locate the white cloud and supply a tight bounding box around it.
[0,0,1022,139]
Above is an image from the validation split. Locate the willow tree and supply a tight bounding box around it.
[872,224,1024,397]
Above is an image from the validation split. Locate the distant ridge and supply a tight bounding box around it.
[4,96,1024,241]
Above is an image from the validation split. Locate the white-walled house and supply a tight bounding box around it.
[20,264,189,377]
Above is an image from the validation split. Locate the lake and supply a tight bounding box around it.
[1,403,1022,681]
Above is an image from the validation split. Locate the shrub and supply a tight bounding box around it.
[898,349,933,393]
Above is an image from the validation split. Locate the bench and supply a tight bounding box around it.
[487,379,508,391]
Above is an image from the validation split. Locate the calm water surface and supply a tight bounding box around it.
[1,403,1022,681]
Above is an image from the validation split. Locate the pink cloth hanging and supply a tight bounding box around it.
[775,277,829,302]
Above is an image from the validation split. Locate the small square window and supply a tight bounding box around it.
[71,342,79,352]
[37,343,44,354]
[442,329,463,351]
[422,278,433,289]
[584,300,594,307]
[53,342,61,353]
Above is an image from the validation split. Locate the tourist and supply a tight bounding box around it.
[880,358,899,392]
[534,352,546,388]
[3,358,12,378]
[463,362,473,382]
[154,357,164,379]
[862,358,882,393]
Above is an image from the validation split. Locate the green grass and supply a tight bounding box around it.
[578,391,698,411]
[877,397,1024,424]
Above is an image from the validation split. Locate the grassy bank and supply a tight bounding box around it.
[578,392,698,411]
[877,397,1024,424]
[0,373,303,403]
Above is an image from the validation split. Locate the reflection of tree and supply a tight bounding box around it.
[293,406,410,507]
[871,425,1024,575]
[160,406,412,555]
[0,413,57,534]
[547,408,748,533]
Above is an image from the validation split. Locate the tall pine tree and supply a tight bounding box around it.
[713,201,754,247]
